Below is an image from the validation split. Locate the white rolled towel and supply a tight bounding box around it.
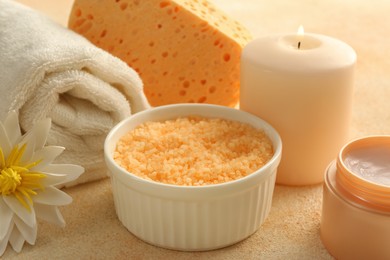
[0,0,150,186]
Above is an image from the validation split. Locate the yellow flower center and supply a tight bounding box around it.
[0,167,22,195]
[0,144,45,210]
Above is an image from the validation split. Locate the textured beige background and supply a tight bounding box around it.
[7,0,390,259]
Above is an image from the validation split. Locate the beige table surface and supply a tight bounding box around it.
[5,0,390,259]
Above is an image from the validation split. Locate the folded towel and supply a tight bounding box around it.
[0,0,150,186]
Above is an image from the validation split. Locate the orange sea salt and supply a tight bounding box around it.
[113,116,274,186]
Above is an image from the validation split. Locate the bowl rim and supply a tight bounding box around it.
[104,103,282,191]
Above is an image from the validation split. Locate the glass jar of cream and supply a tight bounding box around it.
[320,136,390,260]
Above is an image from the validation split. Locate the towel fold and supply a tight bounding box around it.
[0,0,150,186]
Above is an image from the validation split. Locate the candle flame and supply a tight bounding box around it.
[297,25,304,36]
[296,25,304,49]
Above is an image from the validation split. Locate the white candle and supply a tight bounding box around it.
[240,29,356,185]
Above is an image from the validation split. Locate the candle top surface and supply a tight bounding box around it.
[243,33,356,73]
[344,145,390,187]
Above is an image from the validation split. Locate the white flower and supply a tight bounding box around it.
[0,111,84,255]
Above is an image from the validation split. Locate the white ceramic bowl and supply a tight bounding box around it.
[104,104,282,251]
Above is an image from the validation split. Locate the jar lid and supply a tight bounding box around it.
[336,136,390,210]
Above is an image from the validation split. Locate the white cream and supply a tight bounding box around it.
[344,146,390,186]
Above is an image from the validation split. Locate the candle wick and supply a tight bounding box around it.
[298,41,301,49]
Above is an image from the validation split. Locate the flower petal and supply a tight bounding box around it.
[3,195,36,228]
[40,164,84,185]
[3,111,22,145]
[9,226,25,253]
[0,123,12,157]
[14,215,37,245]
[34,203,65,227]
[32,186,72,206]
[0,199,13,240]
[31,118,51,151]
[0,222,12,257]
[19,133,35,164]
[18,118,51,156]
[30,146,65,170]
[41,173,68,187]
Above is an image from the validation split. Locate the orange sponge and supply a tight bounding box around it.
[68,0,251,107]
